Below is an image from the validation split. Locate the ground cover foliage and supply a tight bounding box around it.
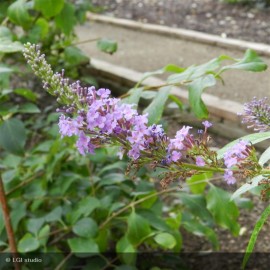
[0,1,270,270]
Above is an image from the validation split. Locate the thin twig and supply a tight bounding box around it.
[72,37,100,46]
[0,175,20,270]
[99,187,178,229]
[55,252,72,270]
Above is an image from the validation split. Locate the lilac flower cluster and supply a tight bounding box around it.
[240,97,270,132]
[223,140,250,184]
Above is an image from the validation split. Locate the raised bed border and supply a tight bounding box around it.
[87,13,270,56]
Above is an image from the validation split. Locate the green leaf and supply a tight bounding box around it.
[182,212,219,250]
[168,94,183,110]
[68,237,99,254]
[121,87,143,105]
[34,0,64,18]
[18,233,40,253]
[26,218,45,235]
[0,26,13,40]
[0,118,26,155]
[180,193,213,225]
[117,236,136,265]
[259,146,270,166]
[138,209,172,231]
[143,86,171,125]
[187,172,212,194]
[217,132,270,159]
[14,88,37,102]
[0,39,23,53]
[7,0,32,29]
[242,204,270,269]
[72,218,98,238]
[69,196,100,224]
[206,185,240,236]
[55,3,76,36]
[18,103,40,113]
[97,38,117,54]
[221,49,267,73]
[64,46,89,66]
[127,211,152,246]
[45,206,62,222]
[188,74,216,118]
[154,232,176,249]
[231,175,264,200]
[38,224,50,247]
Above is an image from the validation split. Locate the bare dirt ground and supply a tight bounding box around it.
[93,0,270,44]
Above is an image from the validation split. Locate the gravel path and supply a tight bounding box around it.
[93,0,270,44]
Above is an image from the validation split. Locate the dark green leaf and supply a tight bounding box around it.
[188,74,216,118]
[180,193,213,225]
[64,46,89,66]
[18,103,40,113]
[182,212,219,250]
[154,232,176,249]
[127,211,152,246]
[68,237,99,254]
[38,225,50,247]
[18,233,40,253]
[0,118,26,155]
[55,3,76,36]
[97,38,117,54]
[45,206,62,222]
[206,185,240,236]
[72,218,98,238]
[14,88,37,102]
[34,0,64,18]
[7,0,32,29]
[242,204,270,269]
[143,86,171,125]
[26,218,45,235]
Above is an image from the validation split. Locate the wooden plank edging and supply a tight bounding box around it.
[87,13,270,56]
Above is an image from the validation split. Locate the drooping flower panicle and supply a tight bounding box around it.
[23,43,263,187]
[240,97,270,132]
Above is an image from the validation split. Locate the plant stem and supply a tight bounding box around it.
[0,175,20,270]
[99,187,178,229]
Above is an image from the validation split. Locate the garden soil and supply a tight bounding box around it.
[75,0,270,254]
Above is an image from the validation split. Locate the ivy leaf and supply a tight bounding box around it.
[97,38,117,54]
[18,233,40,253]
[127,211,152,246]
[34,0,64,18]
[206,185,240,236]
[0,118,26,155]
[143,86,171,125]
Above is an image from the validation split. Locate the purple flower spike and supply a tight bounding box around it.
[97,88,111,99]
[202,120,212,128]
